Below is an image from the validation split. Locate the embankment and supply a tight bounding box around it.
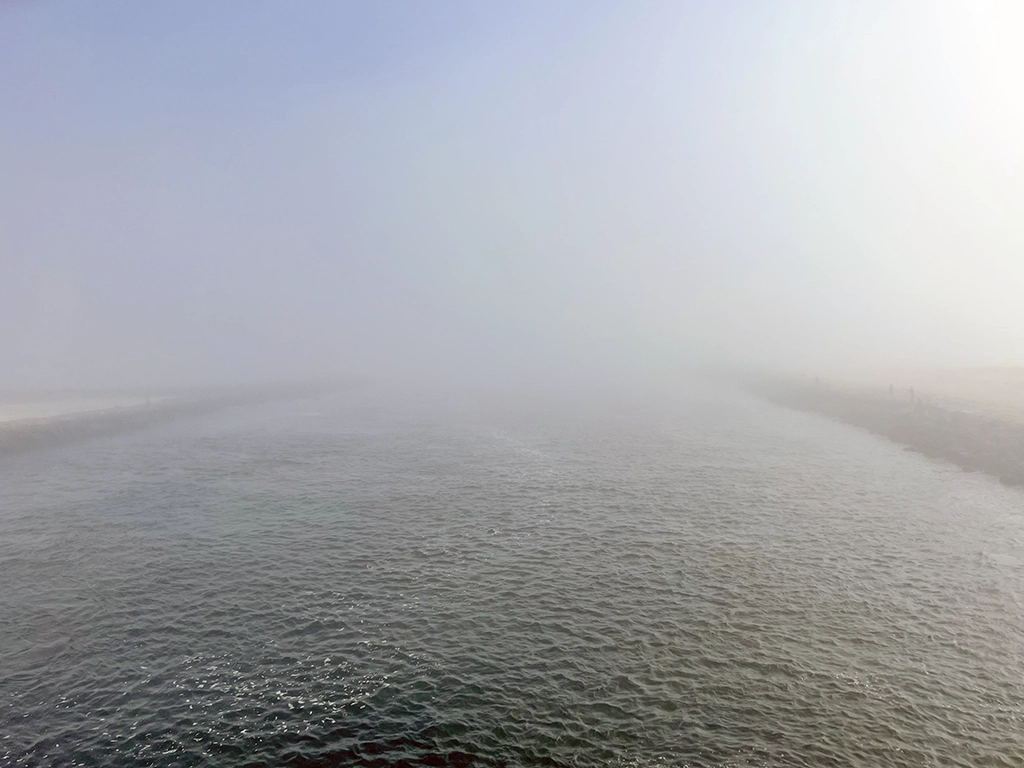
[754,378,1024,486]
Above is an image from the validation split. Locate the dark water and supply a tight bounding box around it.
[3,385,1024,767]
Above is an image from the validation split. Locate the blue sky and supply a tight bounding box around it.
[3,1,1023,388]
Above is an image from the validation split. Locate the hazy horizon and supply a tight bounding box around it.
[4,1,1023,390]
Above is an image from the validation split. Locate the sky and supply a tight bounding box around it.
[2,1,1024,389]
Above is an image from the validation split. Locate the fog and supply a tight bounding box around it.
[3,1,1023,391]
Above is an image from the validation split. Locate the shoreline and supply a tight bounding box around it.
[752,376,1024,487]
[0,382,332,458]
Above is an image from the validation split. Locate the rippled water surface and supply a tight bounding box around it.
[3,385,1024,767]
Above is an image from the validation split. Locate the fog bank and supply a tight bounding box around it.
[3,1,1023,389]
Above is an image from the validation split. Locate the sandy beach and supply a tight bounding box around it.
[0,384,333,458]
[813,367,1024,423]
[0,395,167,425]
[754,368,1024,486]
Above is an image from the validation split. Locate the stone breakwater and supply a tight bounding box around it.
[0,383,330,458]
[755,379,1024,486]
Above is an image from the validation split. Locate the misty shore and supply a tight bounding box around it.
[755,377,1024,487]
[0,383,330,458]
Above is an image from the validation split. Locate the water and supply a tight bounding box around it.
[3,384,1024,767]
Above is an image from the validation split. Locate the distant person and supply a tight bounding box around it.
[909,386,915,401]
[888,383,894,397]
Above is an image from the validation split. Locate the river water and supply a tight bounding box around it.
[2,384,1023,766]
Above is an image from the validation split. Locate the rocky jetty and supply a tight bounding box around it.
[755,378,1024,486]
